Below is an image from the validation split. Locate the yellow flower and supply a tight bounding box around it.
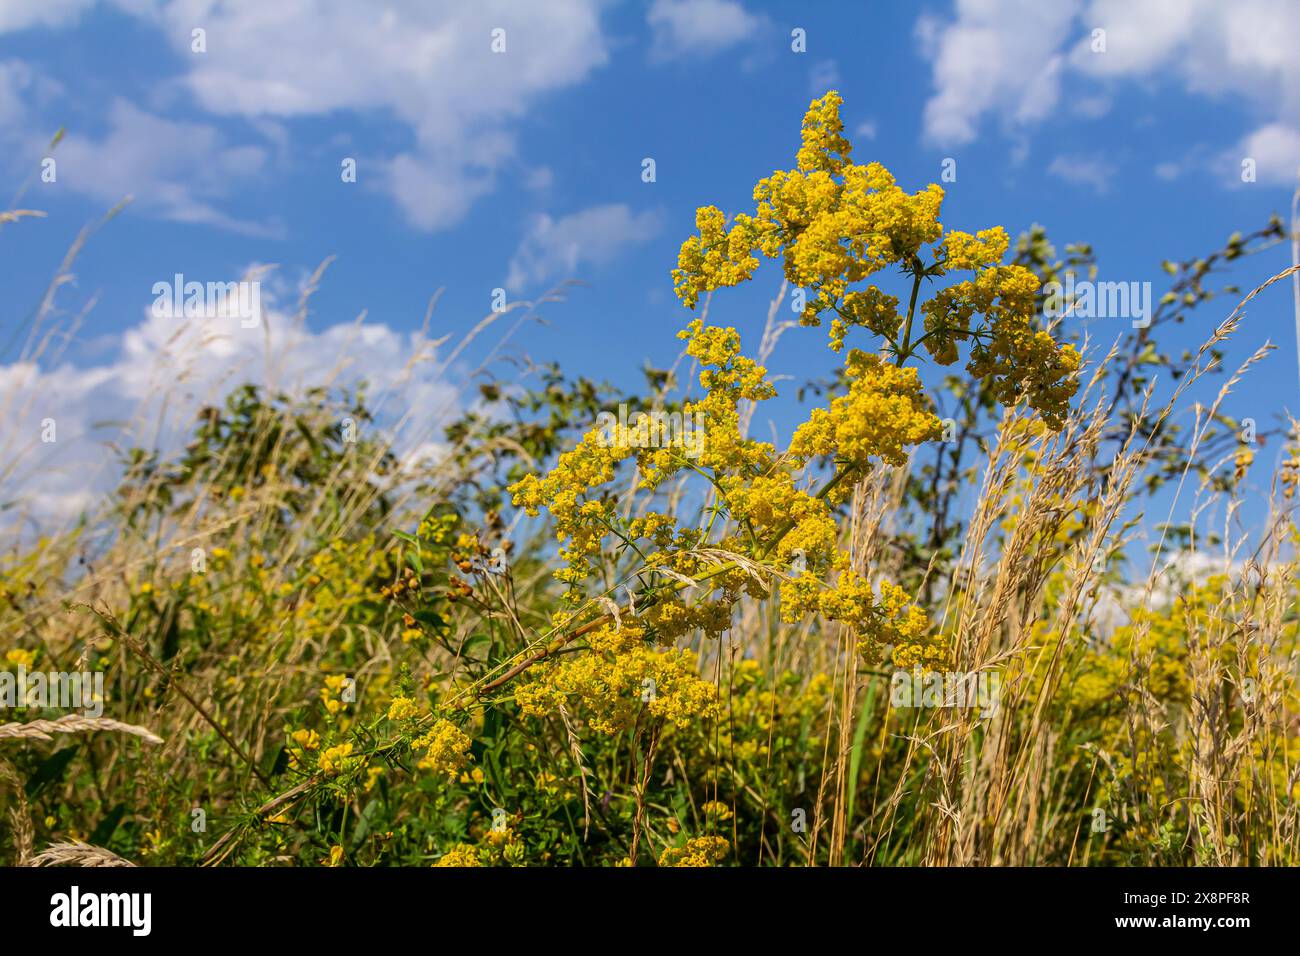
[433,843,482,867]
[290,728,320,751]
[940,227,1010,271]
[320,674,351,715]
[414,720,473,778]
[5,648,36,669]
[659,836,730,867]
[386,696,420,721]
[788,350,942,469]
[701,800,733,822]
[325,845,344,867]
[318,742,356,775]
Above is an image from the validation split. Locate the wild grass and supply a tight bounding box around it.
[1,162,1298,868]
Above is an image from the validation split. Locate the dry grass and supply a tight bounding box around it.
[1,209,1297,866]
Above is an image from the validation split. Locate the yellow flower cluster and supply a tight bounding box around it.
[318,742,357,776]
[701,800,733,822]
[4,647,36,669]
[386,696,420,721]
[672,206,761,309]
[320,674,350,716]
[673,90,1080,425]
[721,471,839,577]
[829,286,899,352]
[515,624,719,735]
[641,597,735,642]
[502,91,1088,740]
[658,835,730,867]
[672,319,776,479]
[433,843,482,867]
[673,91,943,331]
[509,427,631,590]
[784,570,940,666]
[924,265,1080,428]
[713,664,834,764]
[413,719,473,778]
[940,227,1010,271]
[788,350,943,469]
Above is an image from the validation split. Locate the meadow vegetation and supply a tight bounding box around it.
[2,93,1298,867]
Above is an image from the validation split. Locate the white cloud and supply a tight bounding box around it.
[855,119,878,140]
[1073,0,1300,187]
[0,0,97,33]
[151,0,610,231]
[0,61,37,124]
[1225,122,1300,185]
[0,62,275,235]
[0,269,460,530]
[0,1,611,233]
[1047,154,1117,193]
[505,204,663,291]
[918,0,1300,188]
[1069,0,1300,110]
[917,0,1081,146]
[51,98,281,236]
[1073,94,1111,119]
[647,0,761,61]
[1154,161,1182,181]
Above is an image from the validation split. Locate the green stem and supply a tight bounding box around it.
[755,464,853,561]
[895,264,925,366]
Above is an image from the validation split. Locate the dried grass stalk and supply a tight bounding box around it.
[0,715,164,746]
[26,840,136,867]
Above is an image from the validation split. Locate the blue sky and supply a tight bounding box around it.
[3,0,1299,530]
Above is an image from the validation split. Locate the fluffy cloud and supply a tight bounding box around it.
[1047,154,1117,193]
[0,0,98,33]
[1225,122,1300,186]
[50,99,280,236]
[152,0,610,231]
[505,204,663,291]
[0,270,460,530]
[916,0,1081,146]
[647,0,762,61]
[917,0,1300,183]
[2,1,611,232]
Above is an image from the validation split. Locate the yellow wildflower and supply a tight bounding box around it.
[659,835,730,867]
[5,648,36,669]
[434,843,482,867]
[386,696,420,721]
[414,720,473,778]
[318,742,356,775]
